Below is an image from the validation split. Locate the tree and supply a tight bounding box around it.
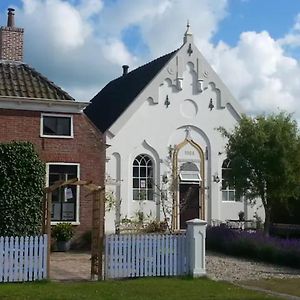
[0,141,45,236]
[219,113,300,234]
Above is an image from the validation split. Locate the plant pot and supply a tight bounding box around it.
[56,240,71,252]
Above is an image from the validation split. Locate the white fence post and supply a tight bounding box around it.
[186,218,207,277]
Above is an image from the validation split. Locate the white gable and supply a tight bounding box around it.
[104,27,264,233]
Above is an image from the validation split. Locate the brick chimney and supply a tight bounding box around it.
[0,8,24,61]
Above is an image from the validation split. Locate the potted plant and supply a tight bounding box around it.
[52,222,74,251]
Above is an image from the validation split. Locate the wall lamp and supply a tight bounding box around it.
[162,174,169,184]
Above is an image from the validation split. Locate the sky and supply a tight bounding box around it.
[1,0,300,119]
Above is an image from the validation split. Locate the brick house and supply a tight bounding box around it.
[0,8,105,237]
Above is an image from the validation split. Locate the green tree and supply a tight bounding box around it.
[219,113,300,234]
[0,141,45,236]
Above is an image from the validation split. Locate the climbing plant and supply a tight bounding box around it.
[0,141,45,236]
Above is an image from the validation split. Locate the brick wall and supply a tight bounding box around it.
[0,108,105,236]
[0,26,24,61]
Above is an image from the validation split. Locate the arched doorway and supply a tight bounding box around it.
[179,162,201,229]
[172,137,205,230]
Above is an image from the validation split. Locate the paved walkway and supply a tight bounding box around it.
[50,252,91,281]
[50,251,300,282]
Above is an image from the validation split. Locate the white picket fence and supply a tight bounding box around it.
[0,235,48,282]
[105,233,187,279]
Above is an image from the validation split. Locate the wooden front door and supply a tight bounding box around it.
[179,184,200,229]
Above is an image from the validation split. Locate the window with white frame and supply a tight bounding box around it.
[41,114,73,138]
[47,164,79,222]
[222,159,238,201]
[133,154,154,201]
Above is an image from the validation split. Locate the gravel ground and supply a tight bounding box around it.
[50,251,300,282]
[206,251,300,282]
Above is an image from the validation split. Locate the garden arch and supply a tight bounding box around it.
[43,178,105,280]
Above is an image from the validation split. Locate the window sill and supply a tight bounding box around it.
[222,200,241,203]
[40,134,73,139]
[51,221,80,226]
[132,199,154,201]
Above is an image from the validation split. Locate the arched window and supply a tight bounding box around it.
[133,154,154,201]
[221,159,237,201]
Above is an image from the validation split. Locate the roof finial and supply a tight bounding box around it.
[183,19,193,44]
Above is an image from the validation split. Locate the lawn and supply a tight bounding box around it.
[0,278,284,300]
[243,278,300,298]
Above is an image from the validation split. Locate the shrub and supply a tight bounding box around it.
[206,226,300,269]
[52,223,74,242]
[0,141,45,236]
[142,220,167,233]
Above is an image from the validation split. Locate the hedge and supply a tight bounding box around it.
[0,141,45,236]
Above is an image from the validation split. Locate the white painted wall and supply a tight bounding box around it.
[104,33,264,233]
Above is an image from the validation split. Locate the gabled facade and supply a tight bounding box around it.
[0,8,105,237]
[87,25,264,233]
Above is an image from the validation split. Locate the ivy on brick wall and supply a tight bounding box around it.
[0,141,45,236]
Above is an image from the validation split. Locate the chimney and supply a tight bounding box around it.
[122,65,129,76]
[7,8,15,27]
[0,8,24,61]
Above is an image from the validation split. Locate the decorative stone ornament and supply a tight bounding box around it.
[164,95,170,108]
[185,126,192,141]
[208,98,214,111]
[187,43,193,56]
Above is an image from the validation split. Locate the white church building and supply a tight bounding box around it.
[85,25,264,232]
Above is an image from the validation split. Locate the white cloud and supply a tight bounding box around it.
[13,0,230,100]
[101,38,137,66]
[5,0,300,121]
[209,30,300,117]
[76,0,103,19]
[278,13,300,49]
[22,0,90,50]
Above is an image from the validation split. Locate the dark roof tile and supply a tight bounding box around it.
[85,49,177,132]
[0,61,74,101]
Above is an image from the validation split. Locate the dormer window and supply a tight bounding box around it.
[41,114,73,138]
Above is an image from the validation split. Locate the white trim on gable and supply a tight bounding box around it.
[107,40,243,136]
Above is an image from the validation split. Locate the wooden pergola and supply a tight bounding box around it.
[43,178,105,280]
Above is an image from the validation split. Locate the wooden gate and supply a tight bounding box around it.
[105,233,187,279]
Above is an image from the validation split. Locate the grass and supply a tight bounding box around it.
[243,278,300,298]
[0,278,284,300]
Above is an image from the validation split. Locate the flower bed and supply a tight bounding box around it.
[206,226,300,269]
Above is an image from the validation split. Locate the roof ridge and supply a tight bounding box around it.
[118,49,178,80]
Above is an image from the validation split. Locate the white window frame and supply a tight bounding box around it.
[179,171,201,184]
[221,159,238,202]
[132,154,154,201]
[40,113,74,138]
[46,162,80,225]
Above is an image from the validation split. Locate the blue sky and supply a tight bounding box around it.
[2,0,300,52]
[214,0,300,44]
[0,0,300,118]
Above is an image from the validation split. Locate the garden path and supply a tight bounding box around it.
[50,251,300,282]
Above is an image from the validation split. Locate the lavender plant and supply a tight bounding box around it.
[206,226,300,269]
